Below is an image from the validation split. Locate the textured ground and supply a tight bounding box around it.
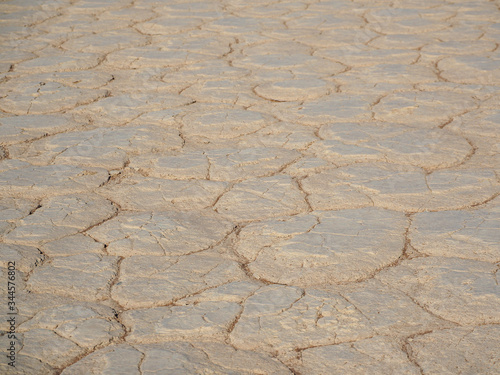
[1,0,500,374]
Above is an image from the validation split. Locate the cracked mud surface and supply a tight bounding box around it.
[0,0,499,374]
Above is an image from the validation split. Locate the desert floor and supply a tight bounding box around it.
[0,0,499,374]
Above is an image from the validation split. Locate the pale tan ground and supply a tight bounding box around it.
[0,0,499,374]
